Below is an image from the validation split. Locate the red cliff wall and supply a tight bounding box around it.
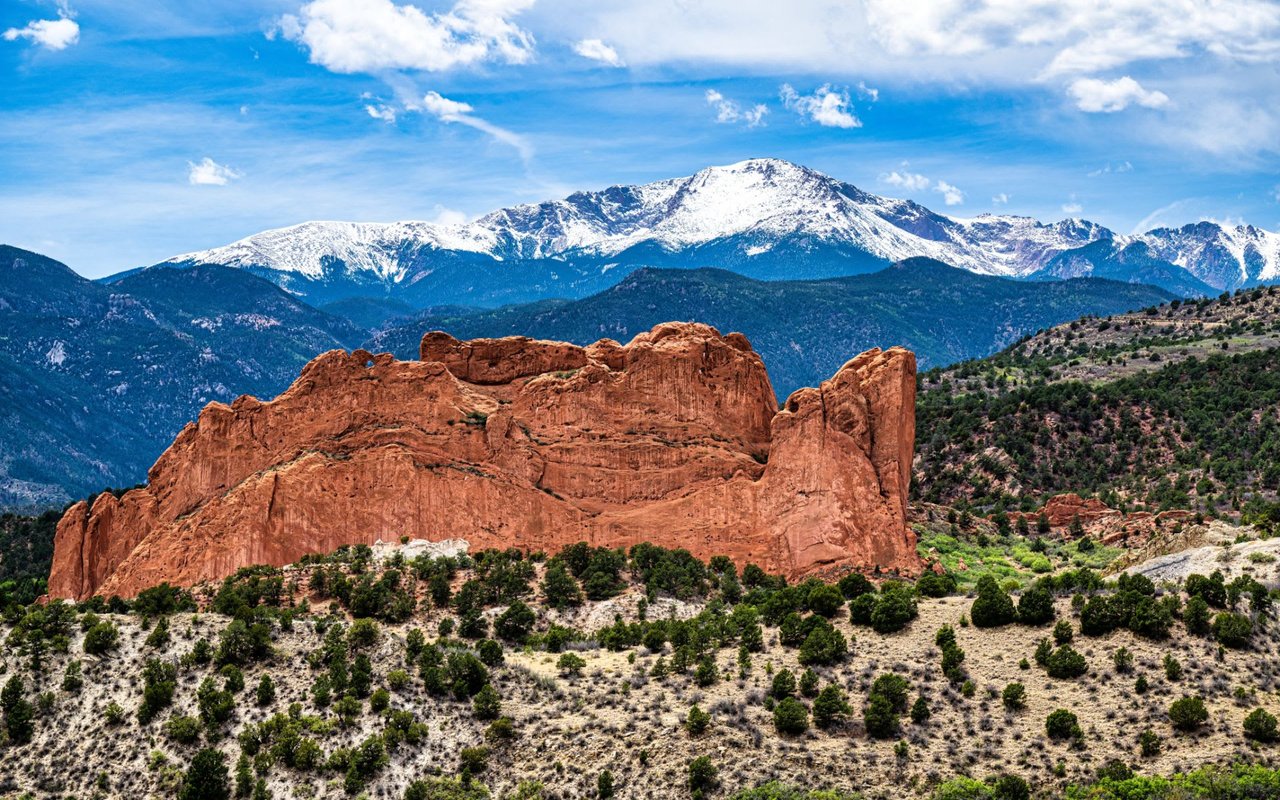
[49,322,919,599]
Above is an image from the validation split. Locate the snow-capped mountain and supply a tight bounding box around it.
[1133,222,1280,290]
[154,158,1277,306]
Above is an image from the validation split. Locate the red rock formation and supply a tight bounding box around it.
[1007,492,1196,546]
[49,322,920,599]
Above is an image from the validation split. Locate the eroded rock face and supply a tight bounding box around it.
[49,322,919,599]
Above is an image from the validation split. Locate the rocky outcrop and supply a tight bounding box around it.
[1008,492,1196,546]
[49,322,919,599]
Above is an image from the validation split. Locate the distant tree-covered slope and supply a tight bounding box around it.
[915,346,1280,515]
[0,247,363,510]
[369,258,1174,399]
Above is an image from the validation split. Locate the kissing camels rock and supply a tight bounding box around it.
[49,322,920,599]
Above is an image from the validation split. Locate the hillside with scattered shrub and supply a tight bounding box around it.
[914,287,1280,516]
[2,539,1278,799]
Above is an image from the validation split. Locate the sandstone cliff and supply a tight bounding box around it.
[49,322,919,599]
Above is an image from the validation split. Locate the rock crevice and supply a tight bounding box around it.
[50,322,919,599]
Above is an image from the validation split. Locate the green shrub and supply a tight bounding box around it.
[472,684,501,720]
[772,697,809,735]
[917,572,957,598]
[1244,708,1279,742]
[909,696,930,724]
[1016,585,1055,625]
[970,576,1016,628]
[83,621,120,655]
[770,670,796,699]
[864,693,898,739]
[178,748,230,800]
[403,776,491,800]
[1169,696,1208,731]
[1002,683,1026,711]
[807,584,844,617]
[165,715,202,745]
[1184,595,1212,635]
[688,756,718,797]
[557,652,586,677]
[1052,620,1074,644]
[686,704,711,735]
[1046,709,1082,740]
[1045,645,1087,679]
[1212,612,1253,649]
[871,674,911,713]
[813,685,852,729]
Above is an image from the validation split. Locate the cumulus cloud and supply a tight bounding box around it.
[365,103,397,123]
[4,4,80,51]
[1062,201,1084,214]
[779,83,860,128]
[573,38,623,67]
[411,90,533,162]
[275,0,535,74]
[992,192,1010,205]
[704,90,767,127]
[879,170,963,205]
[187,158,242,186]
[1068,76,1169,113]
[934,180,964,206]
[880,171,930,191]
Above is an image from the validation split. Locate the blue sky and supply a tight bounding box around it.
[3,0,1280,278]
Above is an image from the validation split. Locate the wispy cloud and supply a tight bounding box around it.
[992,193,1010,205]
[1062,201,1084,214]
[573,38,623,67]
[274,0,535,73]
[1068,76,1169,113]
[412,91,533,163]
[1088,160,1134,177]
[187,157,242,186]
[704,90,767,127]
[779,83,861,128]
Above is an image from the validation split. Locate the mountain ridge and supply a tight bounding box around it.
[144,158,1279,304]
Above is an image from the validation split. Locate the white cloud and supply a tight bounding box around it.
[276,0,535,74]
[420,90,474,118]
[365,104,397,123]
[411,91,533,162]
[187,158,242,186]
[880,171,930,192]
[430,204,469,225]
[1062,201,1084,214]
[779,83,860,128]
[1068,76,1169,113]
[4,10,79,51]
[1272,186,1280,203]
[992,192,1010,205]
[1088,160,1134,176]
[934,180,964,206]
[573,38,623,67]
[862,0,1280,77]
[704,90,767,127]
